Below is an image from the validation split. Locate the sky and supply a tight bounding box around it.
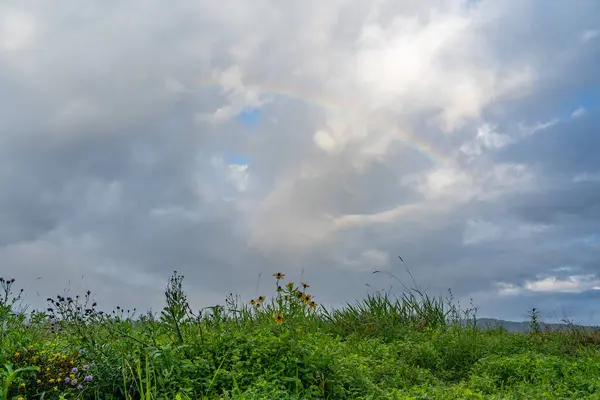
[1,0,599,324]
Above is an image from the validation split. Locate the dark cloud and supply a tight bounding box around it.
[1,0,600,324]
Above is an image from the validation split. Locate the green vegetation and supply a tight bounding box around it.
[1,272,600,399]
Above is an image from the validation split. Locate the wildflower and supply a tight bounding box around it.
[77,385,84,390]
[71,367,78,374]
[85,375,93,382]
[302,282,310,289]
[83,365,89,371]
[257,295,265,303]
[273,272,285,280]
[14,352,20,357]
[300,293,308,302]
[273,313,284,324]
[65,377,71,384]
[249,299,256,305]
[309,301,317,310]
[71,379,78,386]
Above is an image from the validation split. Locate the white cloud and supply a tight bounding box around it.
[571,107,586,118]
[352,8,534,133]
[495,282,521,296]
[581,29,600,43]
[517,118,560,137]
[525,275,600,293]
[573,172,600,182]
[227,164,250,192]
[197,66,271,124]
[0,0,599,321]
[336,248,390,272]
[313,130,338,153]
[419,166,474,200]
[460,123,514,158]
[0,10,36,51]
[495,275,600,296]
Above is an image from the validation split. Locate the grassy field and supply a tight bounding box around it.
[1,272,600,400]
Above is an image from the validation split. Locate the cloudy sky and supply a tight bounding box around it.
[1,0,599,323]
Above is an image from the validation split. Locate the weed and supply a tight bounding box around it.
[0,273,599,399]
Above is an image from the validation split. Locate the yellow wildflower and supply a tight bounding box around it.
[273,272,285,280]
[273,313,284,324]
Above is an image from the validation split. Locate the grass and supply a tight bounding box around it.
[1,272,600,399]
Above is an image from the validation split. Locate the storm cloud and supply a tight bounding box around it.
[1,0,599,324]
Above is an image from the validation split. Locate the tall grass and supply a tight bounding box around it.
[1,272,599,399]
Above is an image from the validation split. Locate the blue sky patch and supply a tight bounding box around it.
[578,86,600,110]
[562,85,600,118]
[225,154,251,166]
[236,108,261,127]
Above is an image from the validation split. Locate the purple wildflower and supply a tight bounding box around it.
[71,379,77,386]
[71,367,78,374]
[83,365,89,371]
[85,375,93,382]
[77,384,84,390]
[64,377,70,384]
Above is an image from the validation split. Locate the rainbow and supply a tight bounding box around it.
[188,76,451,165]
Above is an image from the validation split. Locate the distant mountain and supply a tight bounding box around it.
[462,318,598,333]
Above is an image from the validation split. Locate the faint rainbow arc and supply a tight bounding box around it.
[188,77,450,165]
